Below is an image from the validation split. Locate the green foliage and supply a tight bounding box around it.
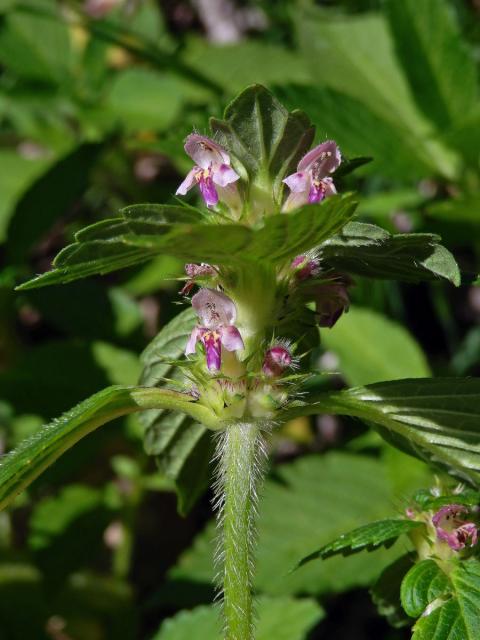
[296,519,422,569]
[401,559,480,640]
[152,597,323,640]
[0,385,215,511]
[287,378,480,483]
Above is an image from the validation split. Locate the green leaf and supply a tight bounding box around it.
[296,7,459,179]
[140,308,213,515]
[321,222,461,285]
[0,385,217,511]
[386,0,477,129]
[401,560,450,619]
[0,0,72,84]
[210,84,315,201]
[321,306,430,385]
[170,452,414,596]
[17,195,357,290]
[284,378,480,483]
[296,519,422,569]
[152,597,323,640]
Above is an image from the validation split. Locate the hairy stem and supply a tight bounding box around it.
[215,422,267,640]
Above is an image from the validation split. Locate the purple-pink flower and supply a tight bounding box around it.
[262,344,293,377]
[176,134,240,208]
[186,288,244,371]
[180,263,217,295]
[283,141,341,212]
[432,504,478,551]
[315,276,352,328]
[291,254,321,281]
[85,0,120,18]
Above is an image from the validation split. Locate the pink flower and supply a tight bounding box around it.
[432,504,478,551]
[176,134,240,208]
[283,141,341,212]
[185,288,244,371]
[262,345,293,377]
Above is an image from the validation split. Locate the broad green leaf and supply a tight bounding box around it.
[17,195,357,290]
[0,0,72,84]
[170,453,413,596]
[152,597,323,640]
[296,7,459,179]
[140,308,213,515]
[401,560,450,619]
[401,559,480,640]
[210,84,315,201]
[321,222,460,285]
[296,519,422,569]
[283,378,480,483]
[321,306,430,385]
[0,385,217,511]
[386,0,477,129]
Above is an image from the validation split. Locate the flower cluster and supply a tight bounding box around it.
[432,504,478,551]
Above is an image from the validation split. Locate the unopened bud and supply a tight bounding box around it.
[262,345,292,377]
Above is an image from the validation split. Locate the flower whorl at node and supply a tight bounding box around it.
[176,134,240,208]
[185,288,244,371]
[262,344,293,377]
[282,141,341,212]
[432,504,478,551]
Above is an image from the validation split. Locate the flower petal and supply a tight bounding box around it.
[176,167,199,196]
[184,134,229,169]
[220,325,244,352]
[201,331,222,371]
[213,163,240,187]
[198,173,219,207]
[283,171,309,193]
[282,190,309,213]
[298,140,341,175]
[185,327,201,355]
[192,288,237,327]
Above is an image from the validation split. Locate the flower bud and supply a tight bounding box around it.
[262,345,292,377]
[291,254,320,281]
[315,276,352,328]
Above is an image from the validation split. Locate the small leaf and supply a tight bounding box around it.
[0,385,217,511]
[282,378,480,483]
[401,560,450,619]
[210,84,315,202]
[295,519,422,569]
[321,222,461,285]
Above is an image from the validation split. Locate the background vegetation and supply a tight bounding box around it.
[0,0,479,638]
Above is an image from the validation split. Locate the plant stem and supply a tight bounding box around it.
[216,421,265,640]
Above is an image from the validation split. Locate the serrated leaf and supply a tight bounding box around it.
[283,378,480,483]
[402,560,480,640]
[152,596,323,640]
[17,195,357,290]
[296,519,422,569]
[401,560,450,619]
[0,385,217,511]
[386,0,477,129]
[321,222,460,285]
[169,453,413,596]
[140,308,213,515]
[210,84,315,202]
[321,306,430,385]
